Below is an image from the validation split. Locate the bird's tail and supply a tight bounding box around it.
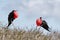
[7,22,11,29]
[47,28,51,32]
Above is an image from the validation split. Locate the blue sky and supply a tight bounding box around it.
[0,0,60,32]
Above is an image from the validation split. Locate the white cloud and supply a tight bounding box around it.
[1,0,60,19]
[25,0,53,18]
[21,0,60,20]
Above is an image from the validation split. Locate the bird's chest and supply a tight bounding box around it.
[36,19,42,26]
[13,12,18,19]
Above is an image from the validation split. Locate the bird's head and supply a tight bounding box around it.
[40,17,42,19]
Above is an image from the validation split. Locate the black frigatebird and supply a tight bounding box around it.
[36,17,50,32]
[7,10,18,28]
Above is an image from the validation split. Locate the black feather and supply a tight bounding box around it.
[7,10,15,28]
[41,20,50,32]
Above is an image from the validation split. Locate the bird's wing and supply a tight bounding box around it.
[41,20,50,32]
[42,20,47,25]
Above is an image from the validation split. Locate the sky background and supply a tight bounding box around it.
[0,0,60,33]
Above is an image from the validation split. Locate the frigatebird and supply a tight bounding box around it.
[7,10,18,28]
[36,17,50,32]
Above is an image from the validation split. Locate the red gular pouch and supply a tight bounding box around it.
[13,11,18,19]
[36,19,42,27]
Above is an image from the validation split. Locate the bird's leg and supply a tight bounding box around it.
[36,26,37,30]
[37,27,41,31]
[12,23,15,28]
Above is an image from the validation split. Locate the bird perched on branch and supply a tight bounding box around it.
[7,10,18,28]
[36,17,50,32]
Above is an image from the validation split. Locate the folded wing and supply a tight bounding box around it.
[41,20,50,32]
